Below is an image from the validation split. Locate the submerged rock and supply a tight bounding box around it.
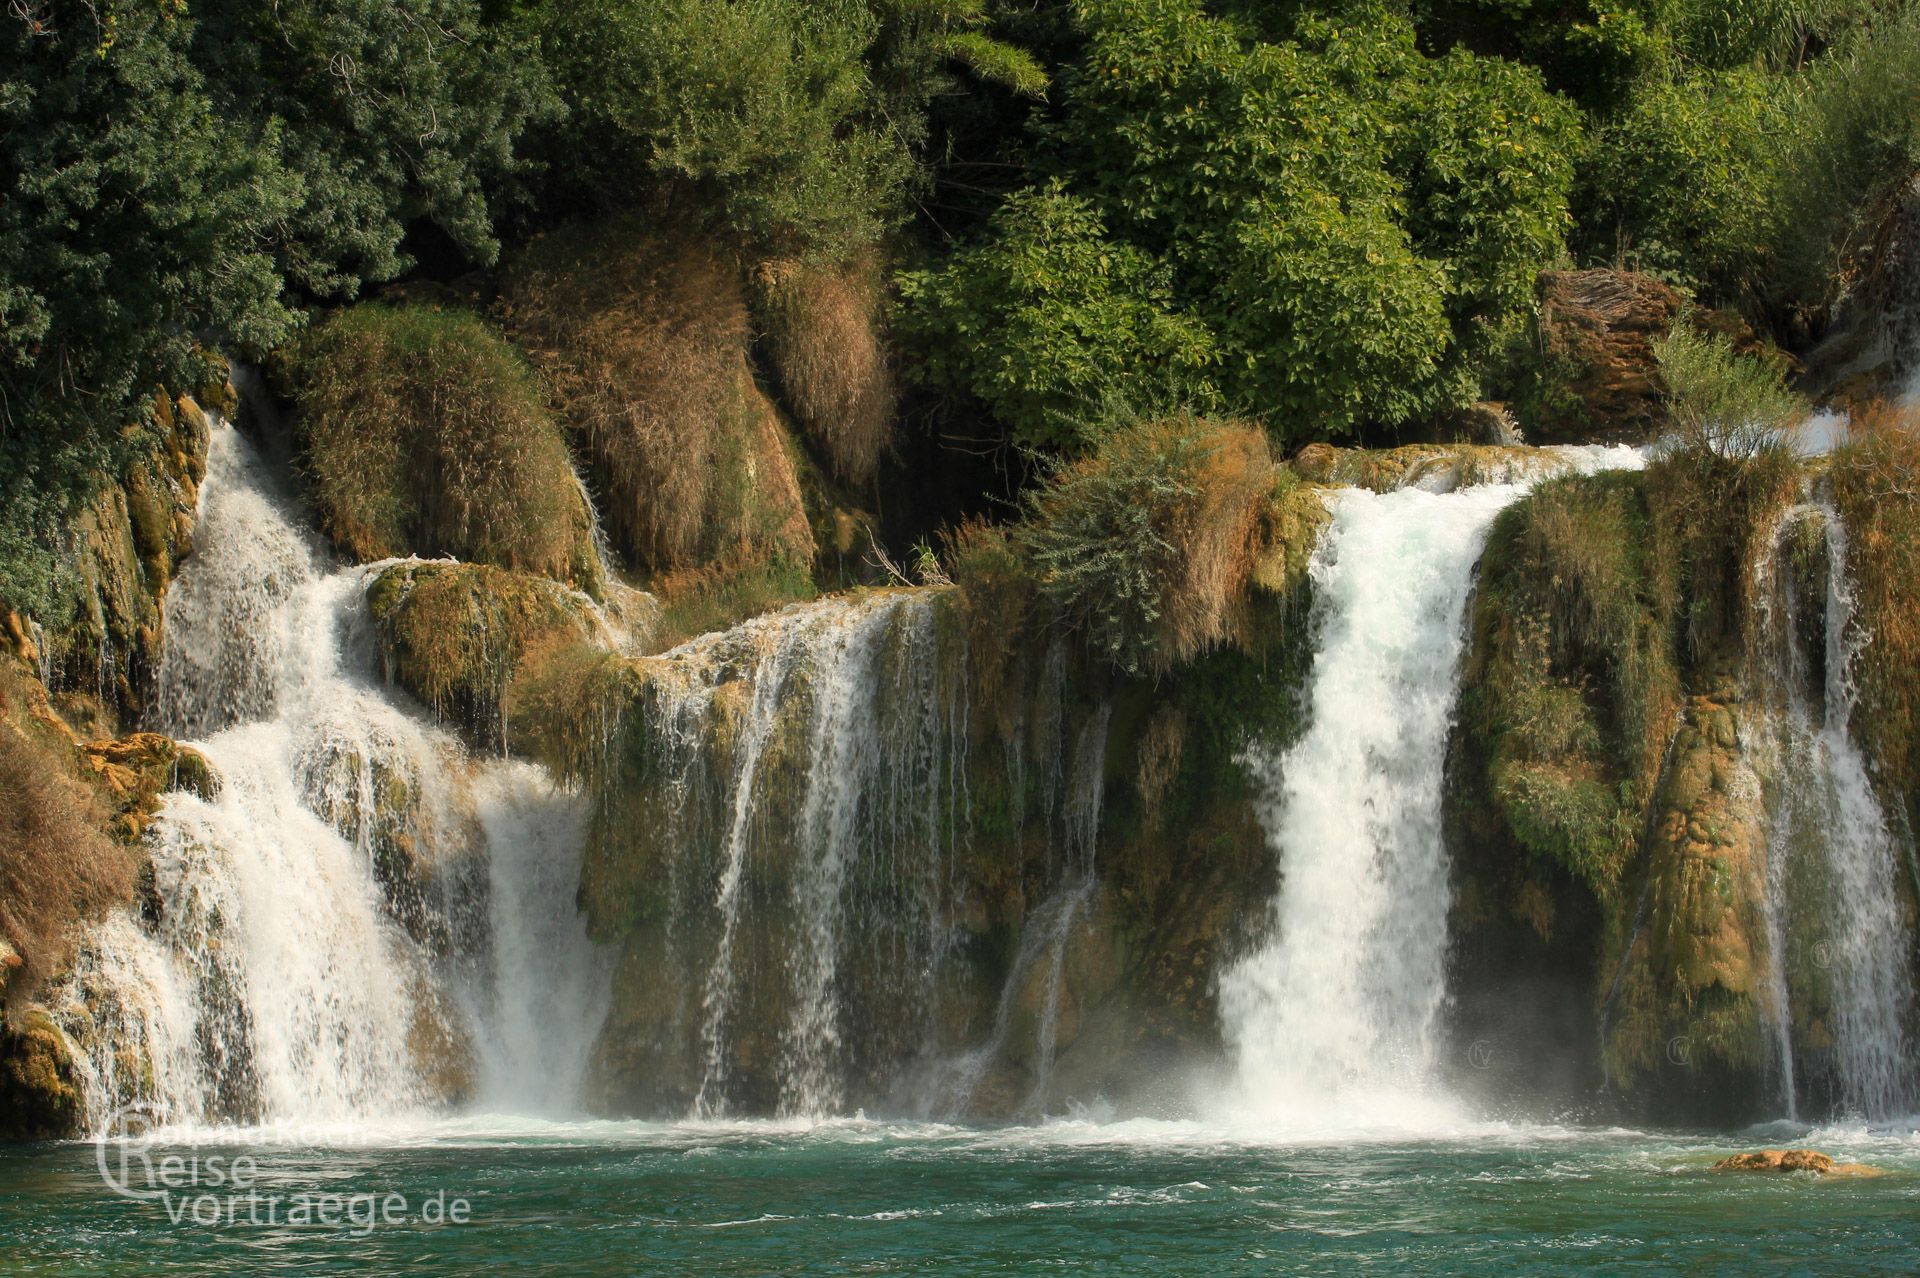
[1712,1149,1881,1176]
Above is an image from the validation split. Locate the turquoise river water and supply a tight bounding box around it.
[4,1114,1919,1275]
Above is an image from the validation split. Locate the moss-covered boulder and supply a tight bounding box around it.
[293,304,603,593]
[752,252,895,486]
[366,560,613,754]
[1830,412,1920,830]
[10,378,218,727]
[1442,441,1833,1122]
[0,1006,87,1139]
[500,218,815,580]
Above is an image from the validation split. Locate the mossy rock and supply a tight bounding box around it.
[1602,694,1770,1106]
[294,304,603,594]
[367,560,609,753]
[35,382,214,727]
[0,1006,87,1138]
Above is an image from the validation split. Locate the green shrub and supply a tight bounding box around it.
[1580,63,1783,297]
[1767,5,1920,307]
[1652,321,1806,458]
[295,305,601,591]
[896,185,1220,452]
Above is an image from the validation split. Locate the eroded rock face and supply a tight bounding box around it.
[1601,690,1773,1119]
[1523,269,1682,444]
[19,385,220,728]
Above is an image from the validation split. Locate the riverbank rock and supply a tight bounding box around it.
[29,379,219,727]
[1519,269,1680,444]
[1712,1149,1881,1176]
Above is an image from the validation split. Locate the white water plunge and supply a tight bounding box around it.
[49,419,612,1131]
[1756,503,1917,1120]
[1218,450,1643,1127]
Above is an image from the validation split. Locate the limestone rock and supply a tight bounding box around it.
[0,1006,86,1139]
[1712,1149,1881,1176]
[81,731,219,841]
[39,381,217,726]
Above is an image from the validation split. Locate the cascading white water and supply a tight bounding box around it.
[1218,448,1643,1127]
[1755,503,1916,1119]
[468,763,612,1114]
[49,417,610,1131]
[630,592,968,1118]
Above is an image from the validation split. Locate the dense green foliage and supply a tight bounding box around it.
[0,1,544,618]
[7,0,1920,625]
[896,185,1220,450]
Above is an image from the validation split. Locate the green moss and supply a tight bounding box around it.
[650,559,816,651]
[294,304,602,594]
[366,561,606,752]
[1462,471,1682,899]
[0,1007,85,1138]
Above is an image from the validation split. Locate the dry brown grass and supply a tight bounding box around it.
[1019,417,1273,675]
[0,663,134,996]
[1158,423,1273,664]
[295,305,598,591]
[753,253,895,485]
[501,218,815,575]
[1831,404,1920,804]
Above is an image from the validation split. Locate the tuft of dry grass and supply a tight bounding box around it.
[1018,417,1273,675]
[500,218,815,576]
[295,305,600,593]
[1830,404,1920,807]
[753,253,896,486]
[0,662,135,996]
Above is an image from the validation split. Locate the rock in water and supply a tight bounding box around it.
[1711,1149,1881,1176]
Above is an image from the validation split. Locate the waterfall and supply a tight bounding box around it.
[1755,503,1916,1119]
[617,592,968,1118]
[48,418,610,1132]
[1218,448,1643,1126]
